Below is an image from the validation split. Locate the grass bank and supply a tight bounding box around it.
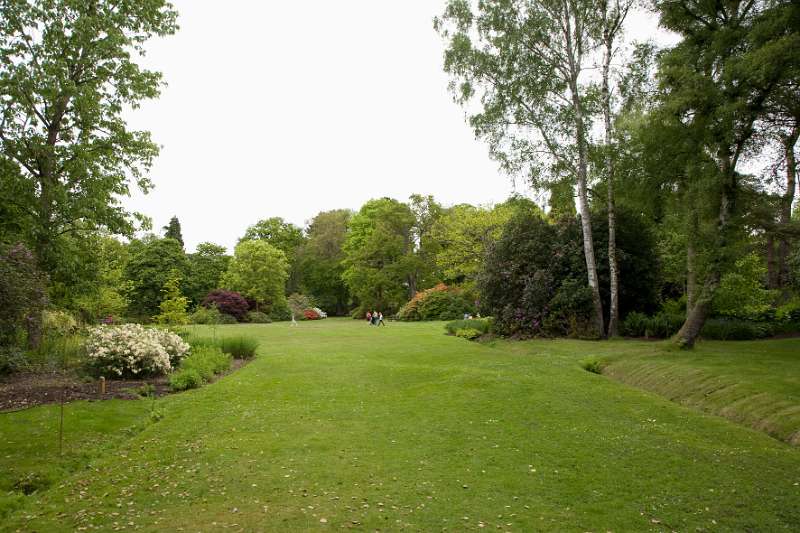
[1,320,799,531]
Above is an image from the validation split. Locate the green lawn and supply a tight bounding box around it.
[2,319,799,531]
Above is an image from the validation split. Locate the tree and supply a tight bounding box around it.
[163,216,184,247]
[154,269,189,325]
[598,0,635,337]
[408,194,444,294]
[430,196,539,289]
[436,0,606,336]
[342,198,416,314]
[73,236,132,321]
[240,217,306,294]
[185,242,230,307]
[299,209,351,315]
[124,237,187,319]
[0,1,178,273]
[222,240,288,313]
[654,0,800,346]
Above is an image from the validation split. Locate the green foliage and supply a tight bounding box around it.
[701,319,773,341]
[0,243,47,351]
[298,209,351,315]
[125,237,188,320]
[240,217,306,294]
[398,284,475,321]
[342,198,417,314]
[246,311,272,324]
[581,357,605,375]
[42,310,78,337]
[162,216,184,247]
[189,305,225,325]
[185,243,230,307]
[713,253,778,320]
[72,237,132,322]
[169,368,203,391]
[454,328,482,340]
[268,304,292,322]
[0,0,178,274]
[287,293,315,318]
[444,318,493,336]
[154,270,190,325]
[222,240,288,313]
[621,312,684,338]
[219,336,259,359]
[218,313,238,325]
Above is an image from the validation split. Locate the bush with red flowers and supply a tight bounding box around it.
[202,290,249,322]
[303,308,321,320]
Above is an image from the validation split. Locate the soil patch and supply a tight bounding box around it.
[0,359,248,412]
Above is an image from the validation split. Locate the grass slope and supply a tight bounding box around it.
[2,320,799,532]
[595,338,800,445]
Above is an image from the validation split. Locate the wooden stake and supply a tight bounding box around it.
[100,376,106,395]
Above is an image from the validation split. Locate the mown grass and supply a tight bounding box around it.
[1,320,799,531]
[595,338,800,445]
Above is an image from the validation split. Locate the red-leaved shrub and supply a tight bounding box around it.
[202,290,249,322]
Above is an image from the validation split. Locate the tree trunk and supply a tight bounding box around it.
[602,24,619,338]
[675,154,736,347]
[777,126,798,290]
[767,234,778,289]
[686,210,698,317]
[570,81,605,338]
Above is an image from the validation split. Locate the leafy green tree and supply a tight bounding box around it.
[124,237,188,320]
[408,194,444,293]
[154,269,190,325]
[163,216,184,247]
[0,1,178,273]
[185,242,230,307]
[240,217,306,294]
[298,209,351,315]
[436,0,606,336]
[0,243,47,351]
[653,0,799,346]
[342,198,416,314]
[74,236,132,321]
[431,197,540,289]
[222,240,288,313]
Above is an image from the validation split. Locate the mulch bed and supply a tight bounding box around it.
[0,359,248,413]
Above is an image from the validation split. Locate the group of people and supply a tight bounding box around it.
[366,310,385,326]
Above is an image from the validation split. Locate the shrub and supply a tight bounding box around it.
[701,319,773,340]
[85,324,189,377]
[219,336,259,359]
[154,270,190,325]
[42,310,78,337]
[269,303,292,322]
[398,283,475,321]
[201,290,249,322]
[445,318,493,336]
[217,313,238,324]
[581,357,604,374]
[0,347,25,375]
[190,304,224,324]
[177,345,231,381]
[169,368,203,391]
[455,328,482,340]
[621,312,649,337]
[0,243,47,351]
[621,312,682,338]
[246,311,272,323]
[303,308,321,320]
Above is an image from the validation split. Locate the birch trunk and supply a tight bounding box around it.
[601,17,619,338]
[778,127,798,289]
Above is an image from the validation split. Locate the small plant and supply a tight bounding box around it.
[581,357,604,374]
[169,368,202,391]
[169,345,231,391]
[135,383,156,397]
[246,311,272,323]
[153,270,190,325]
[219,336,259,359]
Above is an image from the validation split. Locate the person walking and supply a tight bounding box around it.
[378,312,386,326]
[366,311,372,325]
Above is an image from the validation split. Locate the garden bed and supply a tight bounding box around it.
[0,359,248,412]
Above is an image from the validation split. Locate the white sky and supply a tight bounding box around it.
[124,1,667,253]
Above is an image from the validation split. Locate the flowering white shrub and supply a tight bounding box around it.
[85,324,190,377]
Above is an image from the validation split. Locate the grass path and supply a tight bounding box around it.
[3,320,800,531]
